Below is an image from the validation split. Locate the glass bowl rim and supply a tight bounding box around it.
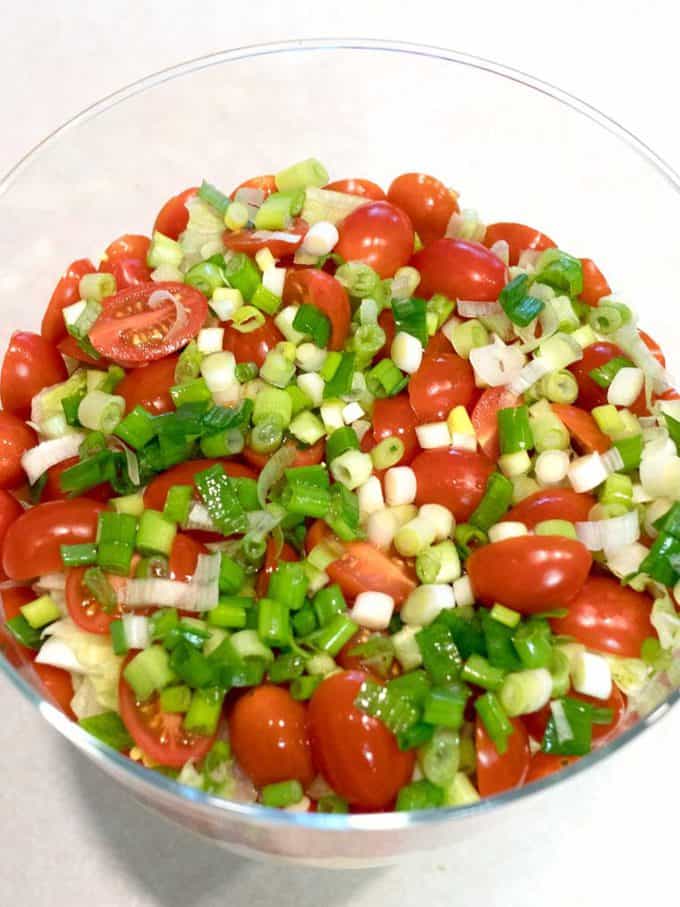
[1,36,678,833]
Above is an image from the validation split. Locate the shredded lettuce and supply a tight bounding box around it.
[30,370,87,438]
[605,655,650,697]
[650,591,680,652]
[179,197,226,270]
[43,619,123,712]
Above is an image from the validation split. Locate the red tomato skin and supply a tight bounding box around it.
[66,566,118,634]
[569,342,626,411]
[579,258,611,306]
[551,403,610,454]
[412,448,495,522]
[222,316,283,368]
[243,439,325,473]
[223,219,307,257]
[0,585,36,664]
[483,223,555,266]
[471,387,523,461]
[143,459,255,511]
[1,331,68,419]
[42,258,95,344]
[282,270,351,351]
[153,187,197,240]
[467,536,593,614]
[335,201,415,278]
[117,355,178,415]
[550,576,654,657]
[371,394,420,464]
[2,499,106,581]
[103,235,150,262]
[100,256,152,290]
[230,174,277,200]
[408,353,475,422]
[0,491,23,580]
[325,178,386,201]
[524,685,626,746]
[639,330,664,367]
[308,671,415,809]
[0,413,37,490]
[475,715,531,797]
[387,172,458,246]
[326,541,416,606]
[42,457,112,503]
[411,238,507,301]
[57,335,107,368]
[256,538,299,598]
[504,489,596,529]
[229,685,314,788]
[89,282,208,366]
[33,663,75,718]
[526,752,578,783]
[168,533,208,582]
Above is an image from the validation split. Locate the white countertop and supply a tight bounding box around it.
[2,3,679,904]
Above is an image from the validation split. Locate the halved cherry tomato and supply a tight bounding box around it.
[89,282,208,366]
[408,353,475,422]
[411,238,507,301]
[143,458,255,511]
[569,341,627,411]
[41,258,95,344]
[99,234,152,290]
[0,585,35,665]
[243,439,325,472]
[223,219,308,257]
[523,685,626,746]
[119,655,216,767]
[66,565,121,634]
[256,538,299,598]
[550,403,610,454]
[412,448,494,522]
[579,258,611,307]
[504,489,596,528]
[1,331,68,419]
[550,575,654,657]
[639,330,665,367]
[282,270,351,351]
[168,533,208,582]
[2,499,106,581]
[471,387,523,461]
[370,394,420,464]
[475,715,530,797]
[525,752,578,783]
[483,223,555,266]
[117,355,178,415]
[467,536,592,614]
[42,457,113,503]
[0,491,23,580]
[57,335,107,367]
[229,685,314,787]
[325,178,386,200]
[153,187,198,240]
[0,413,37,490]
[308,671,415,809]
[335,201,414,278]
[230,174,277,200]
[387,172,458,246]
[327,540,416,606]
[222,315,283,368]
[33,663,75,718]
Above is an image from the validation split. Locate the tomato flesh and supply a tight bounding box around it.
[551,403,610,454]
[327,541,416,606]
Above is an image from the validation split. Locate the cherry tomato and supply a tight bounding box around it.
[579,258,611,307]
[327,541,416,606]
[1,331,68,419]
[143,458,255,511]
[526,752,578,783]
[412,448,495,522]
[370,394,420,464]
[89,282,208,366]
[153,187,198,240]
[308,671,415,809]
[524,685,626,746]
[408,353,475,422]
[411,238,507,301]
[2,499,106,581]
[57,335,107,368]
[256,538,299,598]
[99,234,152,290]
[119,657,216,768]
[640,330,664,367]
[0,491,23,581]
[550,403,610,454]
[222,315,283,368]
[569,341,627,411]
[550,575,654,657]
[0,413,37,490]
[66,565,121,634]
[504,489,596,528]
[229,685,314,788]
[117,355,178,415]
[223,219,307,257]
[471,387,523,461]
[282,270,351,351]
[168,533,208,582]
[483,223,555,266]
[0,585,35,665]
[467,536,592,614]
[325,178,386,200]
[103,235,150,262]
[243,438,325,472]
[230,174,277,200]
[42,457,113,503]
[335,201,414,278]
[475,715,530,797]
[387,172,458,246]
[33,663,75,718]
[41,258,95,344]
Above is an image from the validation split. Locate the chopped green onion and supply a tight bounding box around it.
[588,303,624,335]
[261,779,304,808]
[258,598,290,647]
[312,613,358,655]
[395,779,444,811]
[194,464,247,535]
[416,622,462,684]
[292,303,331,347]
[613,434,643,471]
[317,795,349,813]
[268,561,308,611]
[475,691,514,754]
[512,620,553,669]
[538,369,579,404]
[326,427,359,464]
[534,249,583,297]
[109,619,128,655]
[290,674,322,700]
[480,611,522,671]
[96,512,137,575]
[313,584,347,627]
[198,180,231,214]
[323,352,356,399]
[370,436,405,470]
[20,595,61,629]
[160,684,193,714]
[497,405,533,455]
[542,697,593,756]
[79,711,133,751]
[589,356,634,389]
[124,646,175,701]
[454,523,488,559]
[499,274,544,326]
[469,472,513,531]
[223,253,260,302]
[391,297,428,347]
[354,679,420,735]
[251,283,282,316]
[422,683,469,729]
[4,614,42,649]
[638,532,680,586]
[275,158,329,193]
[163,485,193,525]
[366,358,408,398]
[170,378,212,408]
[461,653,505,690]
[184,687,225,735]
[451,319,489,359]
[419,726,460,786]
[60,542,98,567]
[534,519,577,539]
